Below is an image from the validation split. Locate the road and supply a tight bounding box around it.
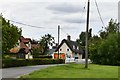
[2,64,64,78]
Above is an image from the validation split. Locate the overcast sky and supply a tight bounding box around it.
[0,0,119,43]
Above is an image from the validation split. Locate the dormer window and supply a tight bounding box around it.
[73,45,75,49]
[77,46,79,50]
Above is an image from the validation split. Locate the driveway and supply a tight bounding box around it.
[2,64,64,78]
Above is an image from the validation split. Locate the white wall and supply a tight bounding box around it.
[26,42,31,49]
[55,43,82,59]
[56,43,73,58]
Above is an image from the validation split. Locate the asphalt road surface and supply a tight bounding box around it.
[2,64,64,78]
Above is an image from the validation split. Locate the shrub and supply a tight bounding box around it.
[2,59,65,68]
[90,33,120,66]
[34,55,52,58]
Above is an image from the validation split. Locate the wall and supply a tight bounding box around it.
[56,43,73,58]
[55,42,82,59]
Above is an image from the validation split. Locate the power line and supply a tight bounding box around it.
[7,19,44,28]
[94,0,106,29]
[6,19,55,29]
[5,2,87,30]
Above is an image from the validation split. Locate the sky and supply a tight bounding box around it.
[0,0,120,43]
[118,1,120,22]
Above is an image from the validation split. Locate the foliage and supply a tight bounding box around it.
[99,30,108,39]
[31,39,43,57]
[2,59,65,68]
[99,19,119,39]
[34,55,52,58]
[89,36,101,64]
[98,33,120,65]
[32,48,42,58]
[106,19,119,33]
[39,34,55,55]
[2,53,17,59]
[20,64,118,78]
[89,19,120,66]
[1,15,22,53]
[76,28,92,49]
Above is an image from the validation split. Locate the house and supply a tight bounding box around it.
[53,35,84,60]
[10,36,33,59]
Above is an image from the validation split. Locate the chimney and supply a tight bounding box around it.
[67,35,71,41]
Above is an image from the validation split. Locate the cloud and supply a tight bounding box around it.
[46,3,84,14]
[53,12,87,24]
[0,1,118,42]
[63,17,85,23]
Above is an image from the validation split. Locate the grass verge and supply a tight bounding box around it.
[20,63,118,78]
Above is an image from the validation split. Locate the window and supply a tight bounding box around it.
[60,49,62,51]
[67,49,69,51]
[77,46,79,50]
[73,45,75,49]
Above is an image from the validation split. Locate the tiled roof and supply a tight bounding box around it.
[10,36,31,53]
[20,41,29,53]
[9,47,19,53]
[20,36,31,53]
[20,36,31,43]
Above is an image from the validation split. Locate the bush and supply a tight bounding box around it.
[34,55,52,58]
[90,33,120,66]
[2,59,65,68]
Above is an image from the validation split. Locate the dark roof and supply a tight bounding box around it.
[55,39,84,54]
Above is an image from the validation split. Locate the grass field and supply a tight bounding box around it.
[20,64,118,78]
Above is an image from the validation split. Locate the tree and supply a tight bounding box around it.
[39,34,55,55]
[31,39,45,57]
[99,19,119,39]
[76,28,92,49]
[106,19,119,33]
[76,32,85,47]
[98,33,119,65]
[1,16,22,54]
[99,30,108,39]
[89,19,120,66]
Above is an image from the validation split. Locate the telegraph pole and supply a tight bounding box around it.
[85,0,90,68]
[58,25,60,59]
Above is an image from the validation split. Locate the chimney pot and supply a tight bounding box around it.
[67,35,71,41]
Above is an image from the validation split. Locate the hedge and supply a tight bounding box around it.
[34,55,52,58]
[2,59,65,68]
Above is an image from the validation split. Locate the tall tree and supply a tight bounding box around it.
[99,19,119,39]
[1,15,22,53]
[89,19,120,65]
[39,34,55,55]
[31,39,45,57]
[76,28,92,49]
[106,19,119,33]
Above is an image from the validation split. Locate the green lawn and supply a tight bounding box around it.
[20,64,118,78]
